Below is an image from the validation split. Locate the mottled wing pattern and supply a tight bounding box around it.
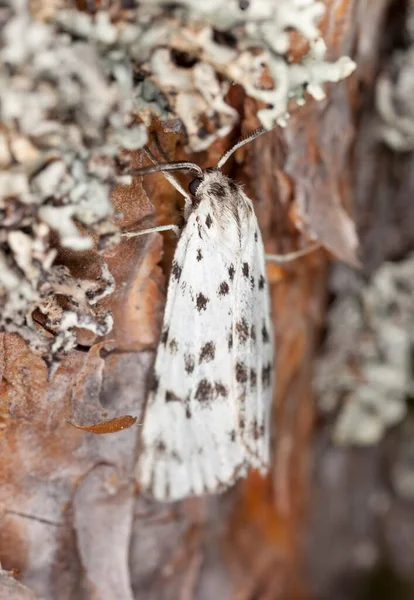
[137,194,246,500]
[232,189,274,471]
[137,171,273,501]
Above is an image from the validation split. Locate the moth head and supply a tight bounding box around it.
[188,168,221,198]
[188,176,203,196]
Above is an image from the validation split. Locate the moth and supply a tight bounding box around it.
[126,128,314,502]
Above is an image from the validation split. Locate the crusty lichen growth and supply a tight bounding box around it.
[315,255,414,445]
[1,223,114,354]
[53,0,356,150]
[1,0,356,359]
[1,0,146,357]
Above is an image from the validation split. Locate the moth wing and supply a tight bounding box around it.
[137,207,248,501]
[232,199,274,471]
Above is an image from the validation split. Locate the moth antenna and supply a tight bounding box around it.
[129,161,203,177]
[217,127,269,169]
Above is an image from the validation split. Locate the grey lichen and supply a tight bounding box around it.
[1,0,356,359]
[376,6,414,150]
[130,0,356,142]
[0,1,147,357]
[1,224,115,356]
[315,256,414,445]
[55,0,356,148]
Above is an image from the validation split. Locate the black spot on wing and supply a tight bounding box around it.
[236,318,249,343]
[196,248,203,261]
[262,363,272,388]
[195,379,213,404]
[258,275,265,290]
[205,213,213,229]
[165,390,182,403]
[194,379,228,404]
[228,332,233,350]
[160,327,169,345]
[230,429,236,442]
[254,230,258,242]
[196,293,209,312]
[199,341,215,363]
[251,419,265,440]
[228,264,235,281]
[214,382,228,398]
[171,260,182,281]
[250,275,255,289]
[242,262,249,278]
[262,324,270,343]
[218,281,229,296]
[250,325,256,341]
[182,394,192,419]
[184,354,195,374]
[235,362,248,383]
[155,439,167,454]
[209,181,227,198]
[169,338,178,354]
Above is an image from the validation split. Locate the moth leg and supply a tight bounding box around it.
[123,224,180,238]
[265,242,321,264]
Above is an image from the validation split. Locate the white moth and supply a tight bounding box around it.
[127,129,312,502]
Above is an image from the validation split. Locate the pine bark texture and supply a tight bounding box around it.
[1,1,414,599]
